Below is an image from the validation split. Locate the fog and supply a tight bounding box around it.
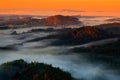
[0,31,120,80]
[0,47,120,80]
[0,16,120,80]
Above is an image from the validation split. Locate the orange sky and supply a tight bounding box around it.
[0,0,120,16]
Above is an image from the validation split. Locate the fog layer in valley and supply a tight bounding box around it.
[0,16,120,80]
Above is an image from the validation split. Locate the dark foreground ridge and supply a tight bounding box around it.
[0,59,74,80]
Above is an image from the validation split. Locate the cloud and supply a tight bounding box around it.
[61,9,86,13]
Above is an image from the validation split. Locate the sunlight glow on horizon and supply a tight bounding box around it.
[0,0,120,16]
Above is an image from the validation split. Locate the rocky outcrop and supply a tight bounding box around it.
[40,15,82,26]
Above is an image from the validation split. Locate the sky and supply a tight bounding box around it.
[0,0,120,16]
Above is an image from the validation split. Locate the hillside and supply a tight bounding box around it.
[24,26,115,46]
[40,15,82,26]
[95,23,120,34]
[71,39,120,54]
[0,59,73,80]
[0,15,82,29]
[71,26,109,38]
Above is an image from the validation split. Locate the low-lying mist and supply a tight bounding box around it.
[0,47,120,80]
[0,28,120,80]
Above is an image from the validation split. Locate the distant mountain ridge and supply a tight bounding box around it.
[95,23,120,34]
[40,15,82,26]
[24,26,115,46]
[71,26,109,38]
[49,26,117,46]
[0,15,82,29]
